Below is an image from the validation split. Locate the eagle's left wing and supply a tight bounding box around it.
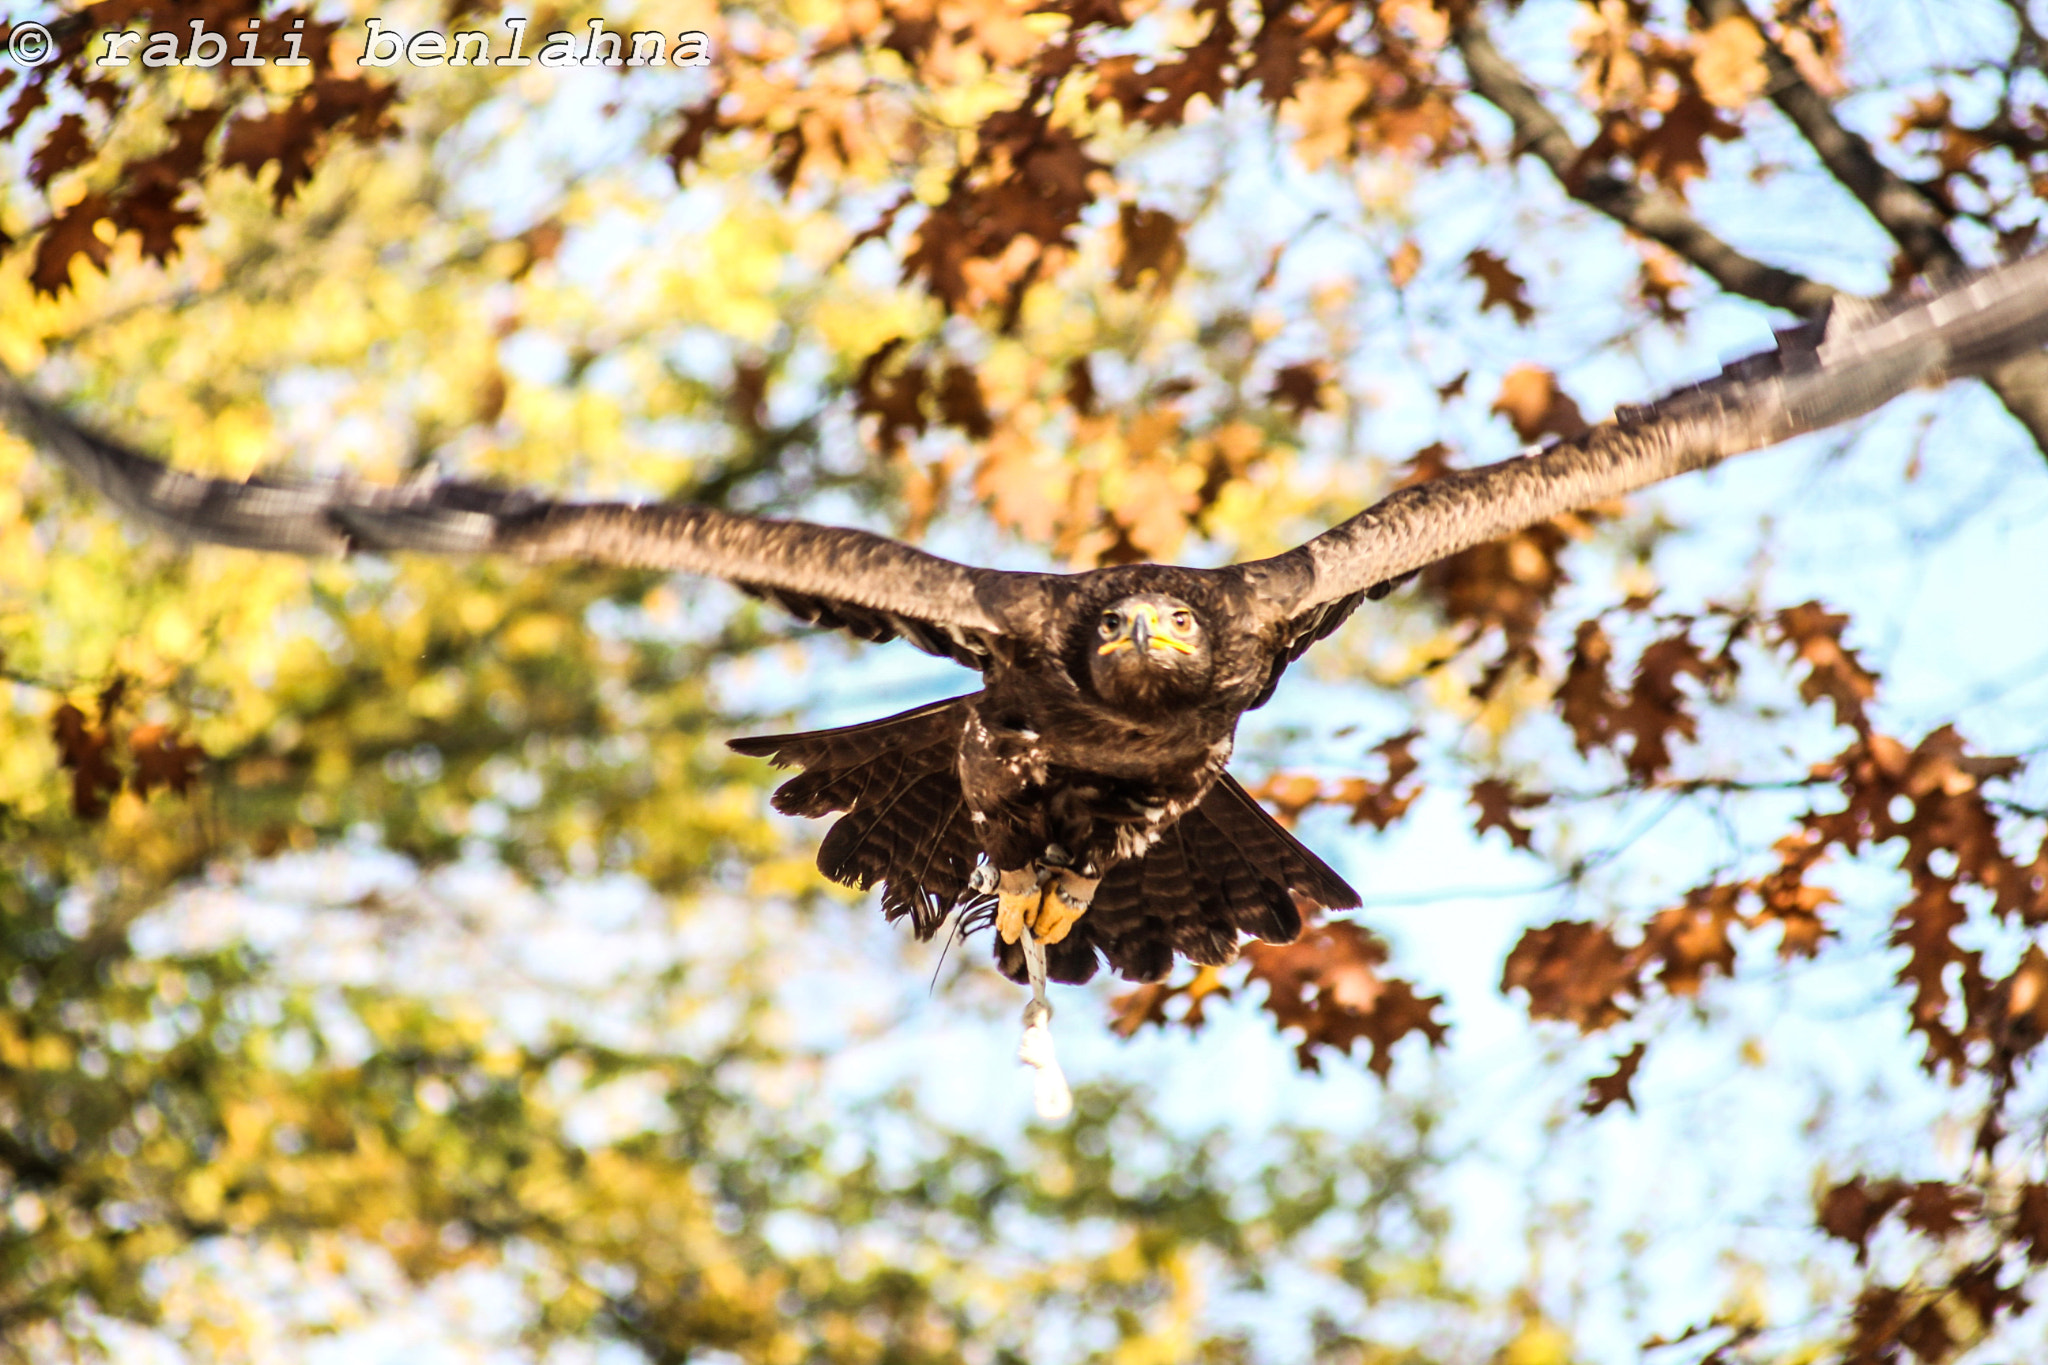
[1227,249,2048,642]
[1,375,1045,668]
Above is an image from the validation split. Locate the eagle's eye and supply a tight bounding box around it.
[1170,609,1194,633]
[1099,610,1122,636]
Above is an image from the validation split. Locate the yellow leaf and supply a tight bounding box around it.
[1694,16,1768,110]
[1499,1318,1576,1365]
[1284,60,1370,170]
[1390,237,1423,288]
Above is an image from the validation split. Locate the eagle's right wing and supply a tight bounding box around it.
[0,375,1046,669]
[1230,249,2048,645]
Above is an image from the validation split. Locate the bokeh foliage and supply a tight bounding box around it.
[5,0,2048,1359]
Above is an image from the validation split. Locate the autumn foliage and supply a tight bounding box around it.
[6,0,2048,1359]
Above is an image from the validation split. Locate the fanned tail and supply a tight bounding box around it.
[734,712,1361,988]
[729,696,986,938]
[993,773,1361,986]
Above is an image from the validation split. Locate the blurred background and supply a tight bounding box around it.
[3,0,2048,1359]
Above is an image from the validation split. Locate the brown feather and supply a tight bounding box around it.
[997,773,1357,985]
[732,697,980,938]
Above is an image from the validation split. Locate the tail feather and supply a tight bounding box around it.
[731,696,980,938]
[1199,773,1359,917]
[736,708,1362,987]
[1079,773,1359,984]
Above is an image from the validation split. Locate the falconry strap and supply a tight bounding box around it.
[1018,930,1072,1121]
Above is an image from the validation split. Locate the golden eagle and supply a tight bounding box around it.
[8,253,2048,990]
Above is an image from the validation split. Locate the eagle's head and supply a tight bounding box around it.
[1088,592,1213,708]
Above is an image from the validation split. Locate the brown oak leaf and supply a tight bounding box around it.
[52,702,122,820]
[1465,248,1535,325]
[130,724,206,799]
[1268,361,1327,418]
[1245,921,1448,1075]
[1491,365,1588,444]
[1114,203,1185,292]
[29,112,93,188]
[1581,1041,1646,1115]
[1469,777,1547,852]
[31,192,112,297]
[1818,1177,1910,1264]
[1501,920,1637,1031]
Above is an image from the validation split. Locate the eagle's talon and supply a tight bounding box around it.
[1031,869,1100,945]
[993,867,1043,945]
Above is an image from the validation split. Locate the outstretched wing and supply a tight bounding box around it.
[1229,249,2048,644]
[0,375,1044,668]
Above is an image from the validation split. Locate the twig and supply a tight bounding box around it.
[1543,772,1835,803]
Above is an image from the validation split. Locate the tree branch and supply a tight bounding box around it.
[1451,12,1833,316]
[1694,1,1956,266]
[1689,0,2048,455]
[1452,7,2048,458]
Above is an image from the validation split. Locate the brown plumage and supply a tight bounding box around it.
[8,251,2048,984]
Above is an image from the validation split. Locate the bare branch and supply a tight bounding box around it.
[1690,0,2048,453]
[1451,12,1832,316]
[1695,0,1953,265]
[1451,7,2048,458]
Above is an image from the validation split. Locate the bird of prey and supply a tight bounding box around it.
[7,252,2048,993]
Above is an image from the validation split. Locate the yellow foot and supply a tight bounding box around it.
[1031,869,1101,945]
[994,867,1044,945]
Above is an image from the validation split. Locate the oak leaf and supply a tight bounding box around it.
[1774,602,1878,733]
[1641,883,1740,996]
[1114,204,1186,292]
[52,702,122,821]
[2015,1184,2048,1264]
[1558,618,1619,754]
[31,192,112,296]
[1244,921,1448,1076]
[129,724,206,800]
[1818,1177,1909,1263]
[1614,628,1719,780]
[1692,16,1767,110]
[1581,1041,1646,1115]
[1501,920,1637,1031]
[936,363,994,440]
[1469,777,1546,852]
[29,112,93,188]
[1065,357,1099,417]
[1634,87,1740,193]
[1491,365,1587,444]
[1108,964,1233,1037]
[222,76,398,209]
[1898,1182,1978,1241]
[853,339,929,452]
[1388,238,1422,289]
[1268,362,1327,418]
[1464,248,1535,325]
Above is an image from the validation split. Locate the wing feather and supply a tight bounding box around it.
[1234,249,2048,627]
[1,374,1040,666]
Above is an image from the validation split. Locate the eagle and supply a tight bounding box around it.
[8,252,2048,994]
